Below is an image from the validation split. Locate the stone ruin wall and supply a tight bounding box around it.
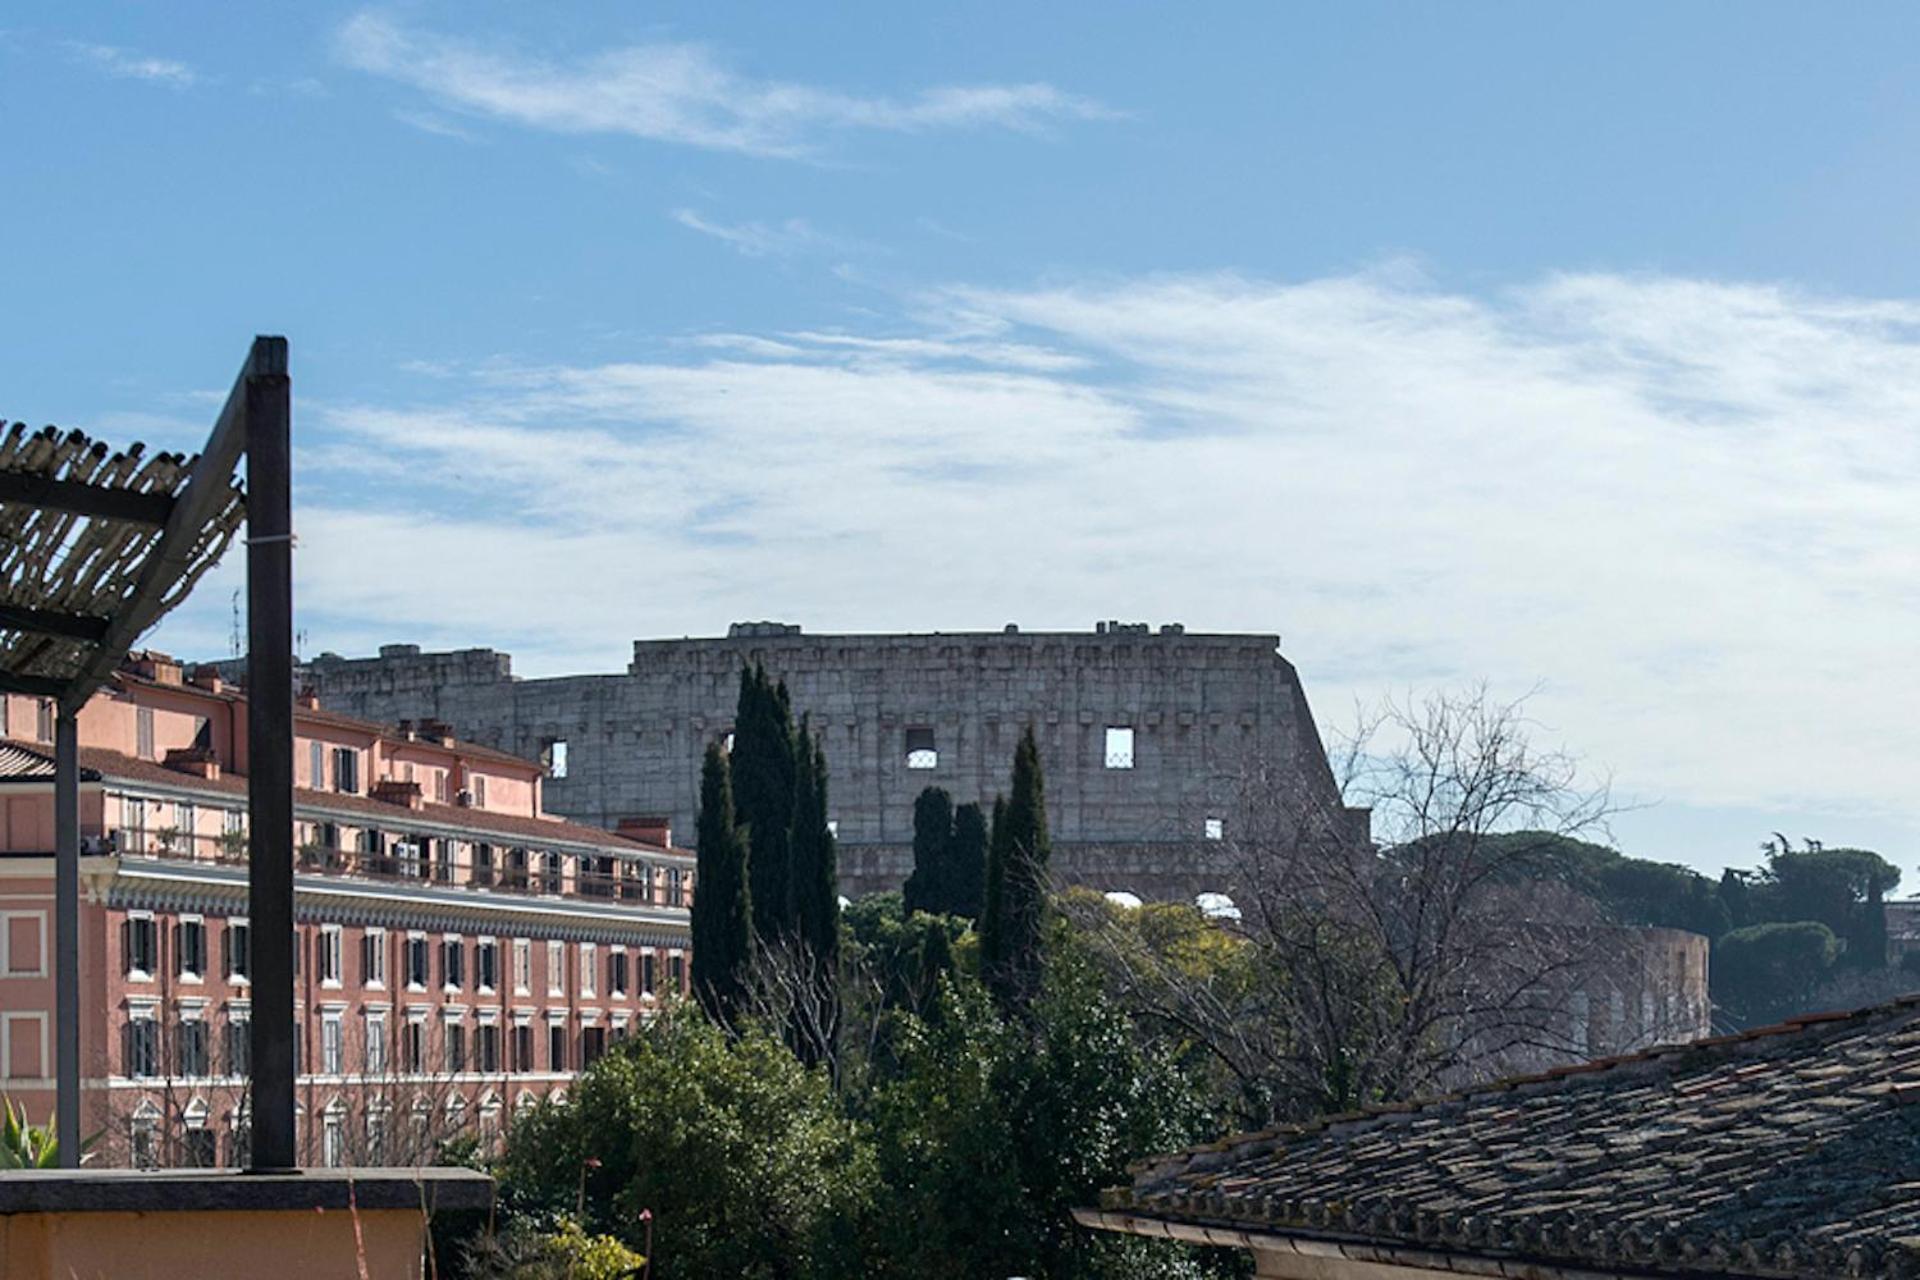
[301,623,1354,902]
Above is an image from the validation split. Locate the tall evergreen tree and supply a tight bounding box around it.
[949,801,989,922]
[903,786,955,916]
[789,718,840,968]
[982,727,1051,1012]
[733,664,798,941]
[690,742,751,1026]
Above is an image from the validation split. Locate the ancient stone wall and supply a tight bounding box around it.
[302,623,1358,901]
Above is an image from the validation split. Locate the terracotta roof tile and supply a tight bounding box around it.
[1099,995,1920,1279]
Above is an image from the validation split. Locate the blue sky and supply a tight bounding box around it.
[4,4,1919,878]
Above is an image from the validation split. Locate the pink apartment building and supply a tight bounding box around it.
[0,652,694,1169]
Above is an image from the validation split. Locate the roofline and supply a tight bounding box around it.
[1072,1209,1677,1280]
[1124,989,1920,1185]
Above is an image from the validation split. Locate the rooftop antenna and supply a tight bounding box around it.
[229,588,243,659]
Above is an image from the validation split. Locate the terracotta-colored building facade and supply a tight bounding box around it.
[0,653,693,1168]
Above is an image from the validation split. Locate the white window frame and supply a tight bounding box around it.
[579,942,597,998]
[0,1011,49,1082]
[125,911,157,982]
[406,931,429,992]
[320,1008,344,1076]
[547,939,565,997]
[364,926,388,990]
[512,938,532,995]
[318,924,343,988]
[365,1008,388,1075]
[609,945,628,998]
[177,915,207,983]
[477,936,498,995]
[441,933,464,993]
[226,916,252,985]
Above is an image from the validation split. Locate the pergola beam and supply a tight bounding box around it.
[0,671,73,699]
[55,337,279,717]
[0,603,111,643]
[0,470,176,527]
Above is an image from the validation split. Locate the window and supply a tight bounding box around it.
[403,1016,426,1073]
[433,769,448,804]
[512,939,532,994]
[512,1022,534,1073]
[323,1105,345,1168]
[477,1021,500,1073]
[441,935,465,990]
[406,934,430,990]
[123,914,158,979]
[321,1011,344,1075]
[444,1019,467,1073]
[667,953,685,994]
[221,917,250,982]
[543,739,569,779]
[548,1020,568,1072]
[472,774,488,808]
[1104,726,1135,769]
[668,868,685,908]
[124,796,147,853]
[904,726,937,769]
[1204,817,1224,841]
[540,852,563,894]
[318,924,343,986]
[183,1125,216,1170]
[174,918,207,980]
[547,940,565,996]
[362,928,387,988]
[640,951,656,998]
[331,747,359,794]
[366,1107,389,1164]
[177,1014,209,1077]
[434,839,455,883]
[609,949,628,998]
[473,843,494,887]
[226,1007,251,1076]
[125,1011,159,1078]
[35,699,54,743]
[580,943,597,998]
[581,1025,607,1067]
[365,1011,387,1074]
[136,707,155,760]
[1,1012,46,1080]
[129,1105,158,1168]
[309,740,324,789]
[477,938,499,993]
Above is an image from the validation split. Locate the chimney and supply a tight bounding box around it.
[296,687,321,711]
[188,665,223,694]
[129,651,185,685]
[371,778,425,811]
[617,815,673,848]
[163,746,220,780]
[419,719,455,746]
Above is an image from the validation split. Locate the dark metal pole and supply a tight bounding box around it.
[53,707,80,1167]
[244,339,296,1170]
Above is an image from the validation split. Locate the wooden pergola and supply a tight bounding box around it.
[0,337,298,1169]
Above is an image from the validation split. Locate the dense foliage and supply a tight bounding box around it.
[734,664,799,942]
[690,742,751,1025]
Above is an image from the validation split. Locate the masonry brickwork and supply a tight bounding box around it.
[300,623,1361,901]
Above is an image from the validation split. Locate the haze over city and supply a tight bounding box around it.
[5,4,1918,874]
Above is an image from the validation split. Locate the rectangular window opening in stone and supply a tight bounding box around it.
[543,738,569,779]
[1204,817,1224,840]
[1104,726,1135,769]
[905,726,937,770]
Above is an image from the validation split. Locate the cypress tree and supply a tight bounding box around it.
[733,664,798,941]
[984,727,1050,1012]
[690,742,751,1026]
[980,793,1011,999]
[790,719,840,968]
[949,801,989,922]
[903,786,955,916]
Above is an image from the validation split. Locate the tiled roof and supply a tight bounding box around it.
[0,741,685,858]
[1093,995,1920,1279]
[110,669,544,771]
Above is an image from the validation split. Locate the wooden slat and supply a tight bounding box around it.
[55,336,278,713]
[0,671,70,698]
[0,603,111,642]
[0,469,175,526]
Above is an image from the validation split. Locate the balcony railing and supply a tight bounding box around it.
[107,825,692,908]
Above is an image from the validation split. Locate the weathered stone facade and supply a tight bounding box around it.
[298,623,1362,900]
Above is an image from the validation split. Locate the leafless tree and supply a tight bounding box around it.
[1074,685,1640,1126]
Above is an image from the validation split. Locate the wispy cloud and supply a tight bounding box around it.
[66,41,196,88]
[393,109,480,142]
[156,267,1920,846]
[670,209,835,258]
[334,11,1117,158]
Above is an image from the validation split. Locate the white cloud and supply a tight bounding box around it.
[334,11,1116,158]
[670,209,832,257]
[155,267,1920,845]
[67,41,195,88]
